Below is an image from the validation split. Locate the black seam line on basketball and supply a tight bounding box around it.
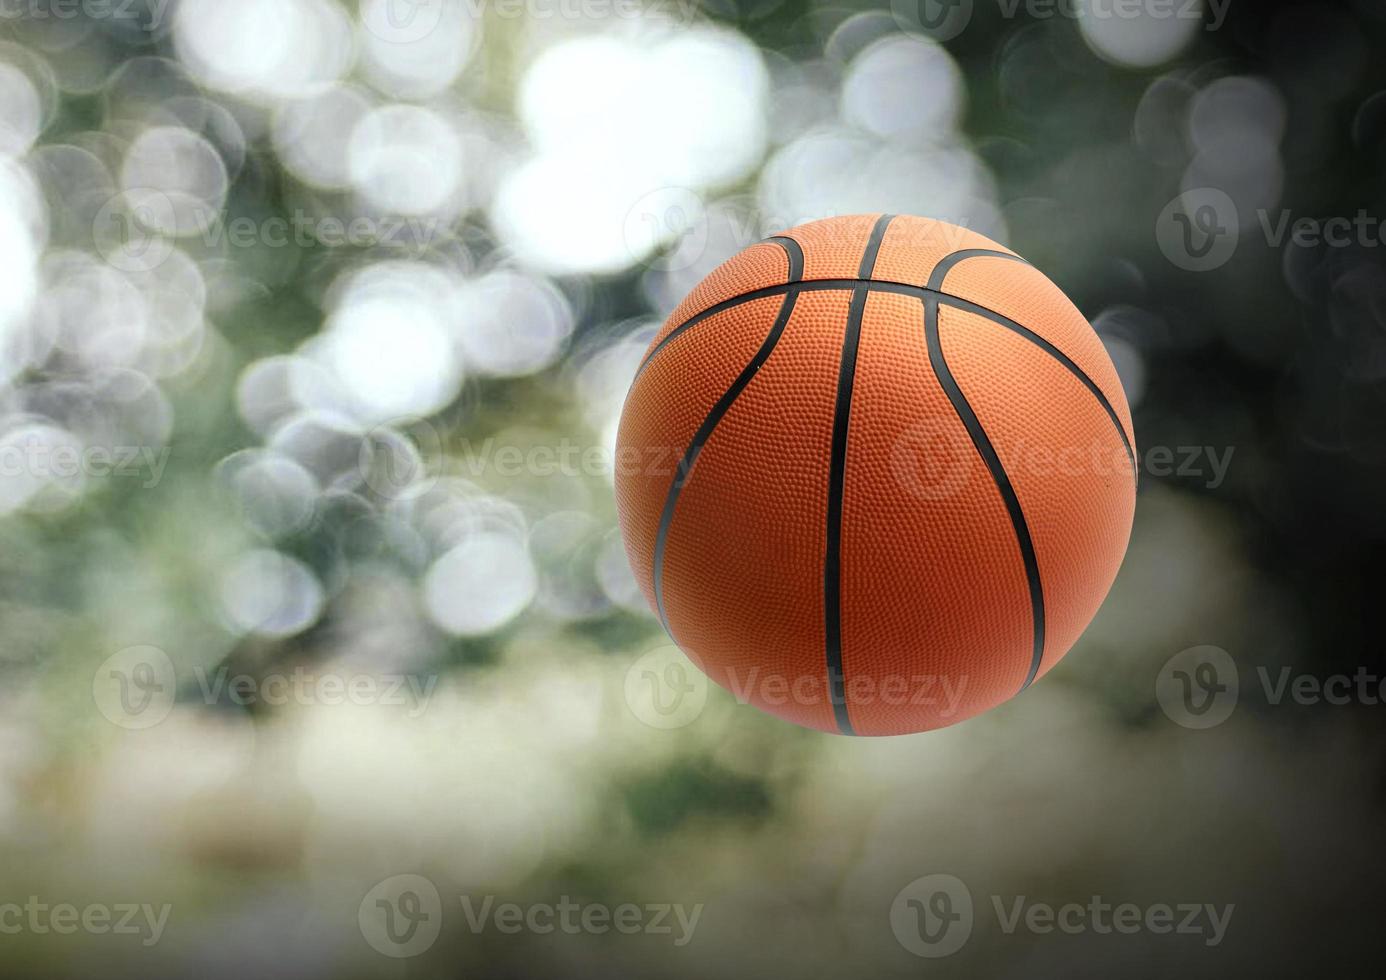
[926,248,1027,292]
[632,237,803,385]
[651,287,802,635]
[763,236,805,282]
[930,292,1136,471]
[858,213,895,278]
[824,283,870,737]
[823,214,893,736]
[633,278,1135,471]
[923,293,1046,693]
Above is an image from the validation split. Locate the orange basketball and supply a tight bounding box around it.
[615,214,1136,735]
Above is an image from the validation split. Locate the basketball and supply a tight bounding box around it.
[615,214,1136,735]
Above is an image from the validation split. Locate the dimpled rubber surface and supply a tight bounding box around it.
[871,216,1021,285]
[615,214,1136,736]
[938,305,1136,685]
[658,290,851,734]
[935,256,1135,450]
[654,241,792,348]
[616,294,789,603]
[839,291,1033,736]
[785,213,887,280]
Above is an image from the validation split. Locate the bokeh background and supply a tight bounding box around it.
[2,0,1384,976]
